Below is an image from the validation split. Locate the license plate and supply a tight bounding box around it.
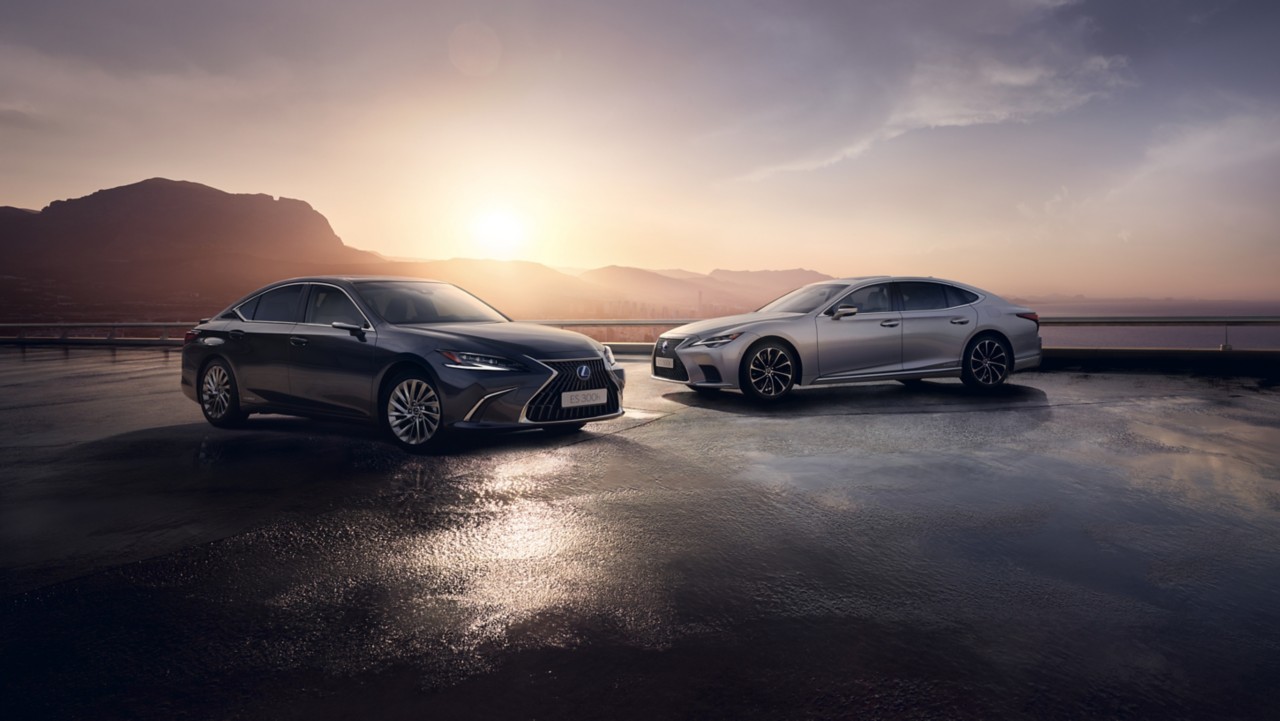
[654,357,674,369]
[562,388,607,408]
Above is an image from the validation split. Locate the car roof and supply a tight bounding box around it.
[262,275,449,285]
[824,275,975,287]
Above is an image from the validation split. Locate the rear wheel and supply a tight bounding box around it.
[199,358,246,428]
[960,335,1012,390]
[740,341,796,402]
[384,370,444,452]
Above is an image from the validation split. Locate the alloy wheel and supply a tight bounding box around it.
[201,365,232,420]
[387,377,442,446]
[747,346,794,398]
[968,338,1009,386]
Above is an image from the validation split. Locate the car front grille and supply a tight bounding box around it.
[525,359,621,423]
[652,337,689,381]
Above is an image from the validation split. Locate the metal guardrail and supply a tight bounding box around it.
[2,317,1279,348]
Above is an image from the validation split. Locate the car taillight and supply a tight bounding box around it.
[183,330,198,346]
[1016,312,1040,328]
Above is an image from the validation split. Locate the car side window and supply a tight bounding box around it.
[250,285,304,323]
[835,283,894,314]
[305,286,365,326]
[898,282,952,312]
[234,295,260,320]
[944,285,979,306]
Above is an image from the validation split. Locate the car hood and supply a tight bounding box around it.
[663,311,801,339]
[397,321,603,360]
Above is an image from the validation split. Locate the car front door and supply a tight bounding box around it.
[897,282,977,372]
[814,282,902,379]
[287,284,378,418]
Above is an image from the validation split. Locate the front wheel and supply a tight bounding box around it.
[739,341,797,402]
[384,370,445,452]
[960,336,1012,390]
[199,358,246,428]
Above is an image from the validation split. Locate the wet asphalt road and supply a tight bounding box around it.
[2,347,1279,720]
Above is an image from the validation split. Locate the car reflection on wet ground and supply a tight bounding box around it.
[2,348,1279,720]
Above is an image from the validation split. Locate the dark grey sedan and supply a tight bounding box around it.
[181,276,624,451]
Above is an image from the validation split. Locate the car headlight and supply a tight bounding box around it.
[439,350,526,371]
[600,345,616,365]
[691,332,743,348]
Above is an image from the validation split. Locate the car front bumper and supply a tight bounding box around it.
[650,335,754,389]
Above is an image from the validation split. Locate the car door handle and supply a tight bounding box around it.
[949,318,970,325]
[880,320,900,328]
[289,336,308,347]
[228,329,245,339]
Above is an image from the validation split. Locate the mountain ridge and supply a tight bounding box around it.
[0,178,834,322]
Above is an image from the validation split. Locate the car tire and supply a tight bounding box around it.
[198,358,247,428]
[960,335,1012,390]
[383,369,446,452]
[739,340,797,402]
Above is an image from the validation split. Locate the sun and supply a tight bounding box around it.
[468,207,529,260]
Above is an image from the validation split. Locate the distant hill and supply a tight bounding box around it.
[4,178,376,264]
[0,178,834,322]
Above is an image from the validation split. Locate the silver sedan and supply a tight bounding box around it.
[652,276,1042,401]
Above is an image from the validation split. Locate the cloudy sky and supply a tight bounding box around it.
[2,0,1278,298]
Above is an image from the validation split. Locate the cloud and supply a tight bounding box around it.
[727,0,1130,180]
[0,104,49,131]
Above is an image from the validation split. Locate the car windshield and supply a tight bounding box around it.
[756,283,848,314]
[354,281,509,324]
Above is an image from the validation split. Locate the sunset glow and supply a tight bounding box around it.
[1,1,1278,299]
[467,207,529,260]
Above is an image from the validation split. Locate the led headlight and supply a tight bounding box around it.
[691,332,743,348]
[600,345,617,365]
[439,350,525,371]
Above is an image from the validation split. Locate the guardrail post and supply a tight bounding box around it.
[1221,324,1232,351]
[107,327,117,340]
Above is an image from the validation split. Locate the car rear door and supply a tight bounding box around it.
[897,282,977,372]
[222,283,305,406]
[814,282,902,379]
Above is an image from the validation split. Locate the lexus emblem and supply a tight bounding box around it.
[577,364,592,381]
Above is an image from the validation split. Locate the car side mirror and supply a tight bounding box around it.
[332,321,368,341]
[831,305,858,320]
